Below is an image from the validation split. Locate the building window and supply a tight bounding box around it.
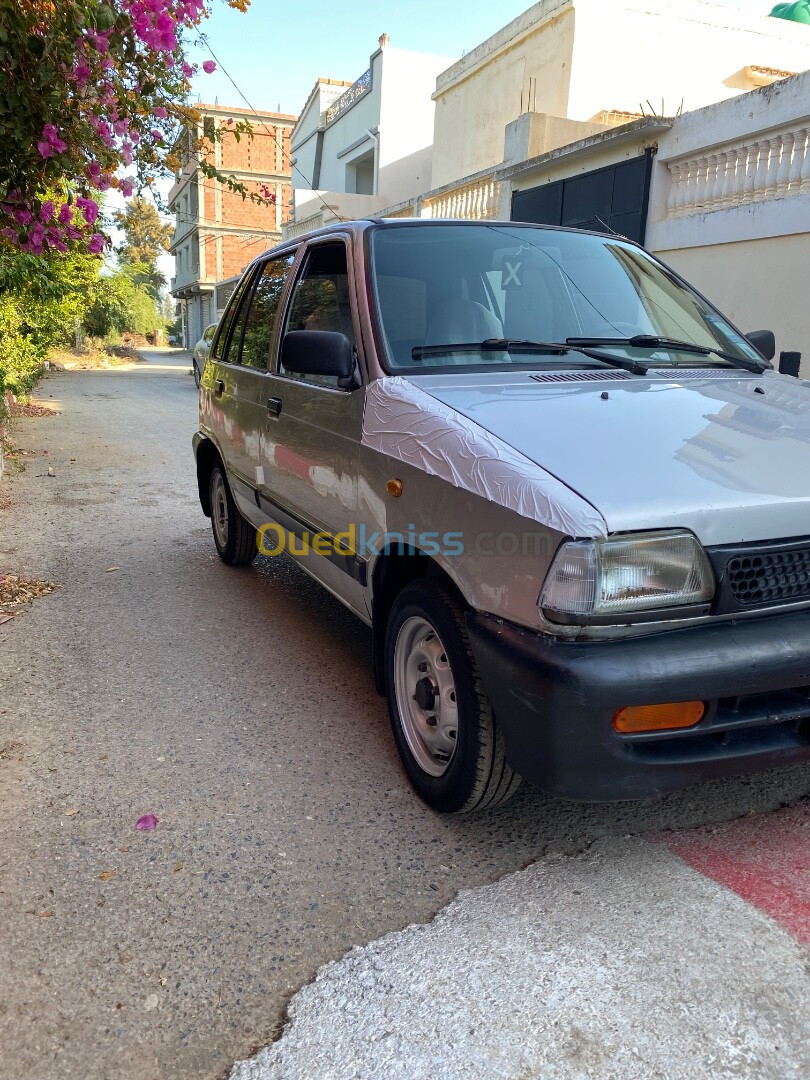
[203,116,216,142]
[346,148,375,195]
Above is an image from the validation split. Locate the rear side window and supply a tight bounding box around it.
[203,324,217,342]
[240,253,296,370]
[210,272,252,361]
[222,285,253,365]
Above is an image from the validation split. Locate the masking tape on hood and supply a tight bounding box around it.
[362,377,607,538]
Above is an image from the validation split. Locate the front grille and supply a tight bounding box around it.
[727,546,810,606]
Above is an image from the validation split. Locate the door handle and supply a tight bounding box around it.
[267,396,283,418]
[215,378,225,396]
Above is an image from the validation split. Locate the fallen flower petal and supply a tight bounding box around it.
[105,566,120,573]
[136,813,159,831]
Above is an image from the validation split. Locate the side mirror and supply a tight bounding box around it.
[281,330,353,379]
[746,330,775,362]
[778,351,801,378]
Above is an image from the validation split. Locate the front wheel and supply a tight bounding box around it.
[209,463,256,566]
[384,581,521,814]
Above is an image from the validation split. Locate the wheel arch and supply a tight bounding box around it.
[194,434,222,517]
[370,547,468,695]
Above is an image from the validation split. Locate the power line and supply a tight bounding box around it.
[196,33,342,223]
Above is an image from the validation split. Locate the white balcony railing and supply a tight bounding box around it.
[666,124,810,216]
[283,211,325,239]
[423,174,501,220]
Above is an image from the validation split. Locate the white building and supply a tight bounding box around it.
[286,35,456,237]
[429,0,810,189]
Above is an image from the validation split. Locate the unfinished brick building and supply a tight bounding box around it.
[169,103,294,346]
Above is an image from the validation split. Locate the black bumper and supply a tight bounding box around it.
[466,609,810,801]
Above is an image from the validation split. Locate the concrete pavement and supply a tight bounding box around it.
[1,348,808,1079]
[230,824,810,1080]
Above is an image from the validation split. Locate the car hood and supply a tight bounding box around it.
[407,368,810,545]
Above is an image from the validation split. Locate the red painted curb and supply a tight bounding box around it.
[655,802,810,948]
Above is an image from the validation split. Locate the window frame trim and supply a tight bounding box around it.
[234,250,298,372]
[272,235,361,392]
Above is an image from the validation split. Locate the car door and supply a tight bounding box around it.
[257,237,367,616]
[225,251,298,512]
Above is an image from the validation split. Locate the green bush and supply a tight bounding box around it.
[0,292,47,396]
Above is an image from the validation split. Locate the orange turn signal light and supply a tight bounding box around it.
[612,701,705,734]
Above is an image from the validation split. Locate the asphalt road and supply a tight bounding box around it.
[1,349,809,1080]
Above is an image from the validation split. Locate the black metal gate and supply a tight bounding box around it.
[511,151,654,243]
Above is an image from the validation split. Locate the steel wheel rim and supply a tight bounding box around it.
[394,616,459,777]
[212,471,229,549]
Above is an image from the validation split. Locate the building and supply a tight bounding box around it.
[285,35,456,237]
[429,0,810,189]
[169,103,295,347]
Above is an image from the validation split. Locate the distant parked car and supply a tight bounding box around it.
[192,323,218,387]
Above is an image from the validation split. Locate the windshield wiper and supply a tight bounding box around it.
[412,339,568,359]
[411,339,649,374]
[566,335,766,373]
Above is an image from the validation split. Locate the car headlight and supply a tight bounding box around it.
[540,530,715,622]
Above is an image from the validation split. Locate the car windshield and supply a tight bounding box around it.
[369,223,764,372]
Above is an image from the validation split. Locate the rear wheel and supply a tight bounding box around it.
[209,463,256,566]
[384,581,521,814]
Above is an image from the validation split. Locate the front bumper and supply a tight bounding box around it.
[466,608,810,801]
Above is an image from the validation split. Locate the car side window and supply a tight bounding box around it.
[280,242,355,388]
[239,253,296,370]
[210,273,251,362]
[222,279,256,365]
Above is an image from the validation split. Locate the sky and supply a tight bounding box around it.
[185,0,780,118]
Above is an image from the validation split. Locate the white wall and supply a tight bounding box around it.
[660,235,808,363]
[432,1,575,189]
[430,0,810,191]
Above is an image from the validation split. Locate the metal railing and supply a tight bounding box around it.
[325,68,372,126]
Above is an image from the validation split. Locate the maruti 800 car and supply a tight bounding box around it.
[193,219,810,813]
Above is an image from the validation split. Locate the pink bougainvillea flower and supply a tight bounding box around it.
[39,200,55,222]
[58,203,73,225]
[37,140,54,159]
[135,813,159,831]
[76,197,99,225]
[14,209,32,226]
[181,61,194,77]
[119,177,135,197]
[202,60,216,74]
[154,106,168,119]
[87,233,105,254]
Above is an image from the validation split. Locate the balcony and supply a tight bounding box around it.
[325,68,372,126]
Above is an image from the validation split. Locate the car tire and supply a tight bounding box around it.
[209,462,256,566]
[384,580,521,814]
[193,360,201,388]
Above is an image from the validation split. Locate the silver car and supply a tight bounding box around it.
[193,219,810,813]
[192,322,218,387]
